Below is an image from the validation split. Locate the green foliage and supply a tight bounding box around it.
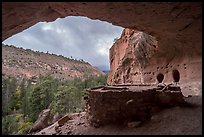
[16,114,33,134]
[50,84,84,115]
[2,74,108,134]
[18,121,32,134]
[2,115,18,135]
[29,75,60,122]
[2,76,18,116]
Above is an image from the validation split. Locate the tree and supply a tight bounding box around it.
[113,37,119,42]
[29,76,59,122]
[2,76,18,116]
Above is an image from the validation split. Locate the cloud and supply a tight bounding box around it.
[3,16,123,70]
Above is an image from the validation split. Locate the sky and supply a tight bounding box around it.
[2,16,123,71]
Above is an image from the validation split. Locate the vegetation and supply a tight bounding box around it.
[2,74,107,135]
[2,43,89,64]
[113,37,119,42]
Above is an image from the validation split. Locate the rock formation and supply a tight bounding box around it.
[108,29,158,84]
[29,109,51,133]
[107,28,201,85]
[2,2,202,85]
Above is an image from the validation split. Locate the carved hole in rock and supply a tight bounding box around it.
[127,68,131,74]
[172,69,180,82]
[152,44,156,48]
[156,73,164,83]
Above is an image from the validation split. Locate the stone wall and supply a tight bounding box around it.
[85,85,186,127]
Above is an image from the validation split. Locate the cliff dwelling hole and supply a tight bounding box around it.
[172,69,180,82]
[156,73,164,83]
[127,68,131,74]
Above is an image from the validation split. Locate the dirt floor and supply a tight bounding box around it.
[35,81,202,135]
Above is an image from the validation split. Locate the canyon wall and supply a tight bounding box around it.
[107,28,201,85]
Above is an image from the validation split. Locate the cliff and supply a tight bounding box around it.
[107,28,201,85]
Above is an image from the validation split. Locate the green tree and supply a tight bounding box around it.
[29,76,59,122]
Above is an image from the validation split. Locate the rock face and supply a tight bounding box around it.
[108,29,158,84]
[29,109,51,133]
[2,2,202,85]
[107,28,201,85]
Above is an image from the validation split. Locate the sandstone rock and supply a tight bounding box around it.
[29,109,51,133]
[107,27,201,85]
[58,114,70,126]
[51,113,60,124]
[107,29,159,85]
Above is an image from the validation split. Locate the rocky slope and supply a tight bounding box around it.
[2,44,104,81]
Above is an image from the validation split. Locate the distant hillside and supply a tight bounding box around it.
[2,44,104,81]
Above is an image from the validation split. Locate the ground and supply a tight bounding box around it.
[34,81,202,135]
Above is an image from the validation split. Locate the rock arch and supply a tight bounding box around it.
[2,2,202,84]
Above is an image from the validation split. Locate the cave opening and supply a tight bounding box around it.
[172,69,180,82]
[3,16,124,73]
[156,73,164,83]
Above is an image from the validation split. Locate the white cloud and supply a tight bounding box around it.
[42,23,53,31]
[3,16,123,71]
